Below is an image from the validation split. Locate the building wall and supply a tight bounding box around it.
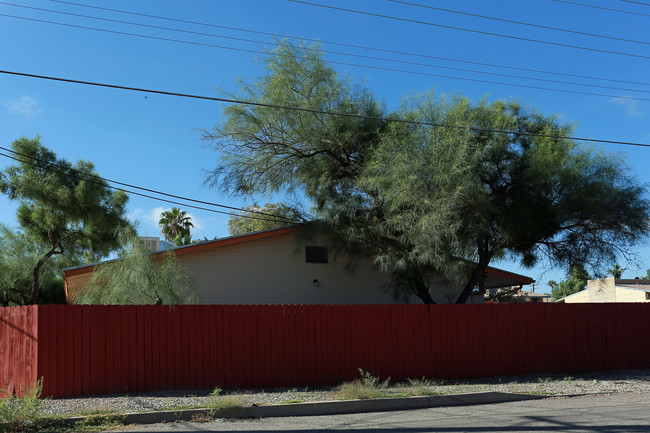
[64,229,489,305]
[176,230,473,305]
[587,279,617,302]
[562,289,590,303]
[562,278,650,303]
[614,287,647,302]
[64,271,94,302]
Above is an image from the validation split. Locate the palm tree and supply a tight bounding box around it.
[607,263,627,279]
[158,208,194,246]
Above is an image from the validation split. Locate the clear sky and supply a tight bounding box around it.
[2,0,650,292]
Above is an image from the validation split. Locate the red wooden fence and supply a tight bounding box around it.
[0,306,39,397]
[1,303,650,398]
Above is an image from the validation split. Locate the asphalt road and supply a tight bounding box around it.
[111,393,650,432]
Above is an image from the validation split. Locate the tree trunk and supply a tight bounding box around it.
[455,260,489,304]
[456,235,492,304]
[408,269,437,304]
[28,239,62,305]
[417,289,436,304]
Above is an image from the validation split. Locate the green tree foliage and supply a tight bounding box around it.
[202,42,385,202]
[549,264,592,301]
[371,94,650,303]
[607,263,627,279]
[73,229,198,305]
[158,207,194,246]
[227,202,303,236]
[0,225,67,306]
[203,42,650,304]
[0,137,131,304]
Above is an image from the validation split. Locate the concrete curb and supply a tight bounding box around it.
[64,392,547,426]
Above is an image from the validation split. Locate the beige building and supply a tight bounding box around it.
[558,278,650,303]
[64,225,533,305]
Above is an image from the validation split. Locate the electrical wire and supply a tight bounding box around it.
[45,0,650,87]
[4,4,650,96]
[3,14,650,102]
[388,0,650,46]
[0,150,301,224]
[288,0,650,60]
[1,68,649,148]
[621,0,650,7]
[552,0,650,18]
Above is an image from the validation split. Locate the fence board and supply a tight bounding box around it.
[115,307,127,394]
[221,306,234,388]
[150,307,161,391]
[143,306,153,392]
[10,308,19,395]
[247,305,259,388]
[178,305,189,390]
[0,309,6,394]
[41,305,55,397]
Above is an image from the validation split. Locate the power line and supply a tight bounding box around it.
[1,68,649,149]
[288,0,650,60]
[3,13,650,102]
[621,0,650,7]
[44,0,650,88]
[0,149,300,224]
[2,2,285,52]
[389,0,650,46]
[4,4,650,96]
[552,0,650,18]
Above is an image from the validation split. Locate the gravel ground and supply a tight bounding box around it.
[42,369,650,417]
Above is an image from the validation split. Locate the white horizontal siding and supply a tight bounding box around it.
[562,289,590,303]
[178,231,467,305]
[615,287,648,303]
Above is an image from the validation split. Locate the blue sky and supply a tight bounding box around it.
[2,0,650,292]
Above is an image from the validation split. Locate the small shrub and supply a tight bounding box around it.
[406,378,445,396]
[336,369,390,400]
[0,380,126,433]
[211,396,244,410]
[209,387,244,412]
[0,379,45,430]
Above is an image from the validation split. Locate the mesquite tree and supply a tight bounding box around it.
[202,42,649,303]
[0,137,130,304]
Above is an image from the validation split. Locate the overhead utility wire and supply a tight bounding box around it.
[0,151,298,224]
[0,151,235,219]
[3,14,650,103]
[45,0,650,87]
[1,69,649,149]
[288,0,650,60]
[0,149,300,224]
[388,0,650,46]
[4,5,650,95]
[552,0,650,18]
[621,0,650,7]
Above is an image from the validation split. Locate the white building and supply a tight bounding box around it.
[65,225,534,305]
[557,278,650,303]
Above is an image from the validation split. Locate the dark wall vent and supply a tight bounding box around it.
[305,246,328,264]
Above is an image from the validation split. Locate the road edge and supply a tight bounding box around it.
[63,391,547,426]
